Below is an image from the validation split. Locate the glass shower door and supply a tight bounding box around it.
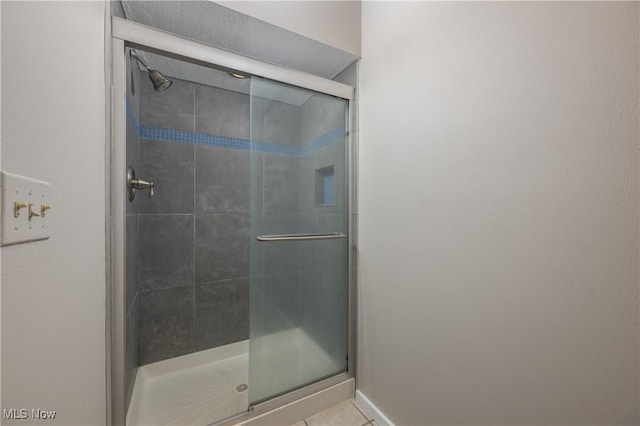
[248,77,349,405]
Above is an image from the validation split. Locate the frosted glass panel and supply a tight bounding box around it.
[248,77,349,404]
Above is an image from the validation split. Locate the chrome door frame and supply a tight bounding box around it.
[108,17,356,426]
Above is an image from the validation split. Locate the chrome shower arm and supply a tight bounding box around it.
[129,49,173,92]
[130,50,151,71]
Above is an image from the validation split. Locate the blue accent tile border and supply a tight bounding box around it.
[126,100,345,156]
[300,128,347,156]
[126,100,141,135]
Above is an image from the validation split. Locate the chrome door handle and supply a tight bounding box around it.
[256,232,346,242]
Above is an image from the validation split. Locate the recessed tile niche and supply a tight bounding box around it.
[315,165,335,206]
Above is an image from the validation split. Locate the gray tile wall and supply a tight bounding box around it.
[248,89,303,341]
[140,78,195,132]
[137,76,252,365]
[248,78,350,374]
[133,70,353,372]
[252,96,301,147]
[296,90,349,370]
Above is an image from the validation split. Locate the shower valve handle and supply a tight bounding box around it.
[132,179,155,197]
[127,166,155,201]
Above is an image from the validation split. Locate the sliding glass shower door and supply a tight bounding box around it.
[248,77,349,405]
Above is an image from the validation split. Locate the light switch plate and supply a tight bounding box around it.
[1,171,51,246]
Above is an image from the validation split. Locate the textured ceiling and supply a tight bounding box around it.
[121,0,358,97]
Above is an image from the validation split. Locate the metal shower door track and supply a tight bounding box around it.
[111,17,354,101]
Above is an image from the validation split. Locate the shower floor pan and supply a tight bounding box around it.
[127,328,340,426]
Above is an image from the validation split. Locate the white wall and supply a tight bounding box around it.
[359,2,639,424]
[1,2,106,424]
[216,1,361,56]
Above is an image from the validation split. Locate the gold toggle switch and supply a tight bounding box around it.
[14,202,29,217]
[41,204,52,217]
[28,203,40,219]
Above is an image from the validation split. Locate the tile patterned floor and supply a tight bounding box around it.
[292,399,377,426]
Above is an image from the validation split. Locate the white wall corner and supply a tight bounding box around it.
[355,390,395,426]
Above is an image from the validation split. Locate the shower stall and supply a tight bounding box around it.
[109,17,356,426]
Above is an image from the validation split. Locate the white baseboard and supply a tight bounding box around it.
[355,390,395,426]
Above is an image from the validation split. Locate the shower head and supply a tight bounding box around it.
[130,50,173,92]
[147,69,173,92]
